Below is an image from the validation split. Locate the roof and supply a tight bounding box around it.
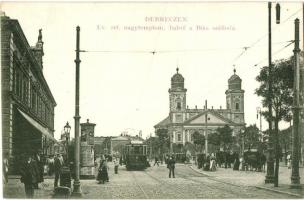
[183,109,240,126]
[111,136,130,141]
[154,116,170,128]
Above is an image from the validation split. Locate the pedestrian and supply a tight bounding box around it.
[97,158,109,184]
[20,154,37,198]
[114,158,119,174]
[210,153,216,171]
[154,156,159,166]
[54,154,63,188]
[3,152,9,184]
[287,153,291,169]
[233,152,240,171]
[204,154,210,171]
[33,150,44,189]
[167,156,176,178]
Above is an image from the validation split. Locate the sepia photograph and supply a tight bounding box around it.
[1,1,304,199]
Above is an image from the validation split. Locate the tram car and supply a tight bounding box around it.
[123,140,149,170]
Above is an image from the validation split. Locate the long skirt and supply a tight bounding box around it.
[97,169,108,182]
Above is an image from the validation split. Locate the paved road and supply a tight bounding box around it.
[81,164,298,199]
[3,163,300,199]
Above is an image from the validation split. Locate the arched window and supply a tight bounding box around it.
[236,102,239,110]
[177,102,181,110]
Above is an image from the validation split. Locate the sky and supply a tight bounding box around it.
[1,2,303,140]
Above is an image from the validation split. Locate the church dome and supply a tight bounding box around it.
[228,69,242,90]
[171,67,184,89]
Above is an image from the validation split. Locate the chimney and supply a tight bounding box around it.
[220,105,222,110]
[195,105,197,109]
[31,29,44,70]
[212,106,213,110]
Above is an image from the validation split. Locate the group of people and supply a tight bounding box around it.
[197,153,217,171]
[197,151,267,172]
[19,151,46,198]
[18,152,64,198]
[96,156,120,184]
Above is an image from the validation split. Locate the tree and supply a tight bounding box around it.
[155,128,169,155]
[241,125,260,150]
[256,57,294,186]
[192,131,205,152]
[208,131,220,146]
[216,125,233,151]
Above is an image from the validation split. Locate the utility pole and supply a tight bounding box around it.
[291,18,302,189]
[265,2,275,184]
[72,26,82,197]
[205,100,208,156]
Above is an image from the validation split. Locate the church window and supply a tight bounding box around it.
[236,102,239,110]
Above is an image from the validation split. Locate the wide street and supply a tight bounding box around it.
[3,163,300,199]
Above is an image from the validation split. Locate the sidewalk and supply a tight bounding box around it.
[190,164,304,198]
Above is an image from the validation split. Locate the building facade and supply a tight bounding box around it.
[154,68,246,153]
[1,15,57,173]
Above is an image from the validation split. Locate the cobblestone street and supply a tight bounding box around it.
[3,163,301,199]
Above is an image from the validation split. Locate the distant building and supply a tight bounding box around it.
[1,15,57,173]
[154,68,245,153]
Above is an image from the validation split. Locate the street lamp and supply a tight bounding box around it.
[64,122,71,163]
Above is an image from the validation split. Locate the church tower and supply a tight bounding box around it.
[225,69,245,123]
[169,68,187,123]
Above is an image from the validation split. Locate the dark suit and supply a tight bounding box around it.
[54,157,62,187]
[20,159,37,198]
[168,158,176,178]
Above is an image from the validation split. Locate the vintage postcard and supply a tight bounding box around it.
[1,1,303,199]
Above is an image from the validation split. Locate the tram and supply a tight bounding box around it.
[123,140,149,170]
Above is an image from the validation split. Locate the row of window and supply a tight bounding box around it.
[13,59,54,129]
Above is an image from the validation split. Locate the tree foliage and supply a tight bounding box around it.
[192,131,205,152]
[208,125,233,150]
[241,124,260,150]
[255,58,294,122]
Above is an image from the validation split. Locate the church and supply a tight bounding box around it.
[154,68,246,153]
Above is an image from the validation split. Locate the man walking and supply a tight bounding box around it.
[167,156,176,178]
[54,154,63,188]
[20,154,37,198]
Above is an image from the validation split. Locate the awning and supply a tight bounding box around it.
[17,108,57,142]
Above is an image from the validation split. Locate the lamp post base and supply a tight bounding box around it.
[71,180,82,198]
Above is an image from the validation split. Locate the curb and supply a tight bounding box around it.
[255,186,303,198]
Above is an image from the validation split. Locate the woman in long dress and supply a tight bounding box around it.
[97,159,109,184]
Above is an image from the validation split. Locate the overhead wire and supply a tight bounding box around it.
[80,40,292,54]
[253,40,295,67]
[231,7,302,67]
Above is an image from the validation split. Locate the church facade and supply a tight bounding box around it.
[154,68,246,153]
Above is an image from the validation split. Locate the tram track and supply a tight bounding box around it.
[130,171,150,199]
[176,171,245,198]
[142,169,193,198]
